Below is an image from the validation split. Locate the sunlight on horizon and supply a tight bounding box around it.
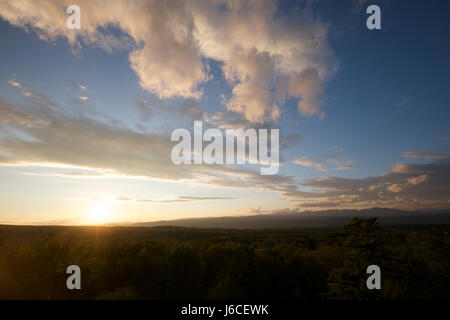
[84,200,113,225]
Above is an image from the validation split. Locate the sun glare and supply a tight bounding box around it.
[86,201,111,225]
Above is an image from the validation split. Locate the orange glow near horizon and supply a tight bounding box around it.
[84,200,112,225]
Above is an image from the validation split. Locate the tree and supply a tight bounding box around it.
[325,217,387,300]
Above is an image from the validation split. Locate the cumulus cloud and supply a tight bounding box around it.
[0,0,338,123]
[288,68,324,116]
[223,48,277,122]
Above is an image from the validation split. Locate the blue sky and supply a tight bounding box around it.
[0,0,449,224]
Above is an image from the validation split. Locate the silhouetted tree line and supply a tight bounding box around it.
[0,218,448,300]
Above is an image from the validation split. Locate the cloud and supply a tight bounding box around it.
[407,174,428,185]
[293,157,328,173]
[22,167,112,178]
[0,92,296,194]
[116,197,132,201]
[335,160,358,171]
[387,184,402,193]
[296,194,362,209]
[0,0,338,123]
[293,156,358,173]
[442,136,450,141]
[288,68,324,116]
[136,98,205,124]
[295,157,450,210]
[206,111,253,129]
[330,145,343,153]
[336,165,359,171]
[117,196,236,202]
[223,48,277,122]
[402,151,450,161]
[322,155,358,171]
[7,78,58,109]
[0,95,187,180]
[137,196,236,203]
[7,80,22,88]
[296,201,338,208]
[394,97,409,107]
[2,82,448,211]
[281,134,301,150]
[7,79,32,97]
[351,0,369,13]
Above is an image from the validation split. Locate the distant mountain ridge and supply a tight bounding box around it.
[130,207,450,229]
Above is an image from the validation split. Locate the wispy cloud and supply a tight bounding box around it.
[336,165,359,171]
[336,160,359,171]
[293,157,328,173]
[0,89,294,194]
[407,174,428,185]
[136,196,236,203]
[403,151,450,161]
[2,88,449,212]
[7,79,22,88]
[394,97,409,107]
[330,145,343,153]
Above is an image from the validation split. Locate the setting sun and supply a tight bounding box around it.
[85,201,111,225]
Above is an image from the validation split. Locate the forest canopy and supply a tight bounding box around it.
[0,218,448,300]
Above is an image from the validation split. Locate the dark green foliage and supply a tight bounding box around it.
[0,218,448,300]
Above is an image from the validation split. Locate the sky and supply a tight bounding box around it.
[0,0,449,225]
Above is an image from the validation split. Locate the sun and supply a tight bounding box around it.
[85,200,111,225]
